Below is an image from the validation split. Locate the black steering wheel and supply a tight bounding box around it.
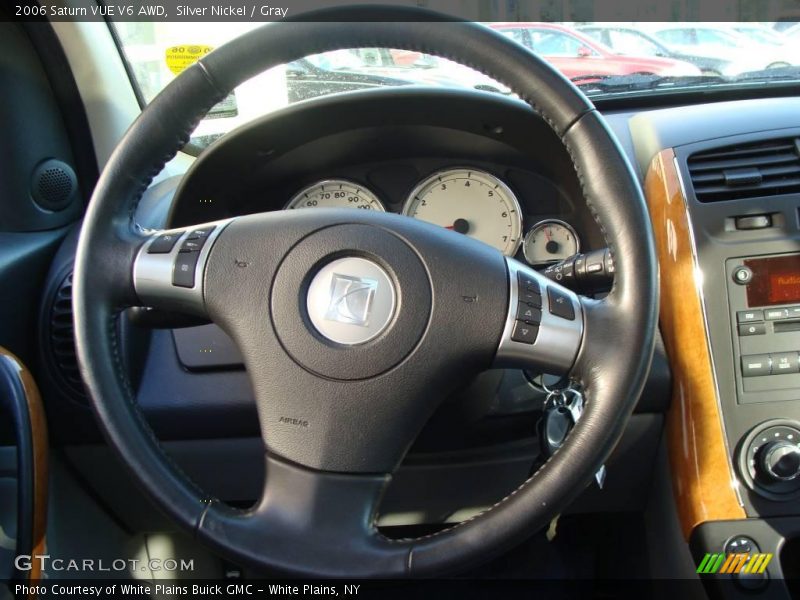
[73,7,657,576]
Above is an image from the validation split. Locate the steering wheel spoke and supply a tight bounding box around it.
[132,219,232,318]
[493,258,584,375]
[198,454,408,576]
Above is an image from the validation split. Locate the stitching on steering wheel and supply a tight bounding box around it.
[107,311,211,500]
[107,76,229,507]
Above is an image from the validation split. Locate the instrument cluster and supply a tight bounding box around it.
[284,168,580,266]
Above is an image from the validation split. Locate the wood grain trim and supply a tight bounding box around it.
[0,347,48,586]
[644,149,746,539]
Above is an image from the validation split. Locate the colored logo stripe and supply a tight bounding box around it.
[696,553,773,574]
[697,554,724,574]
[743,553,773,574]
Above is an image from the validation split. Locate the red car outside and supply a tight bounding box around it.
[488,22,701,80]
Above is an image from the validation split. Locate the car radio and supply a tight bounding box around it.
[727,252,800,404]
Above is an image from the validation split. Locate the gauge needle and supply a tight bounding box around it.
[544,227,552,242]
[446,218,470,234]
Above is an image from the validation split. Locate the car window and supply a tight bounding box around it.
[579,28,607,45]
[608,30,662,56]
[695,28,739,47]
[528,29,594,56]
[654,29,693,45]
[495,28,528,46]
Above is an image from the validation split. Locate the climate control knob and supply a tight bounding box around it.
[760,441,800,482]
[739,420,800,501]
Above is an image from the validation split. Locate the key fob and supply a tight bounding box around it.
[539,405,573,457]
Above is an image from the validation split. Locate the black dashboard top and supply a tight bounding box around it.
[166,88,608,264]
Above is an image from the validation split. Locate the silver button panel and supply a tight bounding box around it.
[133,219,232,315]
[494,258,584,375]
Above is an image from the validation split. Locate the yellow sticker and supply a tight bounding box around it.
[165,45,213,75]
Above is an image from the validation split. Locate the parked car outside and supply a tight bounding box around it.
[645,24,797,75]
[732,22,800,57]
[347,48,511,93]
[577,24,731,75]
[487,22,700,81]
[284,56,416,103]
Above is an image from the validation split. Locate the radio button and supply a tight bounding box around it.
[738,323,766,336]
[742,354,771,377]
[770,352,799,375]
[765,308,790,320]
[737,310,764,323]
[733,266,753,285]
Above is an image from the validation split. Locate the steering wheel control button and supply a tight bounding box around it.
[496,259,583,375]
[548,287,575,320]
[741,354,771,377]
[306,257,395,346]
[738,322,766,336]
[520,289,542,308]
[133,221,229,313]
[186,227,214,240]
[737,310,764,323]
[511,321,538,344]
[179,239,205,253]
[518,272,540,293]
[517,304,542,324]
[733,265,753,285]
[147,232,183,254]
[173,252,200,288]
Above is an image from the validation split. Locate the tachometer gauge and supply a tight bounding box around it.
[523,219,580,265]
[286,180,385,211]
[402,168,523,256]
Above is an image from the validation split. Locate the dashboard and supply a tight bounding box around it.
[43,87,673,533]
[40,83,800,588]
[163,89,605,269]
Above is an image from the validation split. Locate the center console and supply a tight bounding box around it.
[624,99,800,598]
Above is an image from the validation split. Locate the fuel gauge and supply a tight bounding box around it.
[523,219,580,266]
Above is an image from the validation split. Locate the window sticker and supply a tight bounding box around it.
[165,44,213,75]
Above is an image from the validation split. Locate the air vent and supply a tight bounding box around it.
[47,271,86,401]
[687,137,800,202]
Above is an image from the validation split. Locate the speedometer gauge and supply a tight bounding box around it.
[286,180,385,211]
[402,168,523,256]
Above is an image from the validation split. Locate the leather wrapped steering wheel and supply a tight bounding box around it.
[73,7,658,576]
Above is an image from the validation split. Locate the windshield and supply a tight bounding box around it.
[113,21,800,151]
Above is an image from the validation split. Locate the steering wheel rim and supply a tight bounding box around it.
[73,7,658,577]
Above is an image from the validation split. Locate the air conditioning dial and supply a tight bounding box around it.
[739,420,800,501]
[760,441,800,482]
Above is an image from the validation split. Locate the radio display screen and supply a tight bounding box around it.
[745,255,800,307]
